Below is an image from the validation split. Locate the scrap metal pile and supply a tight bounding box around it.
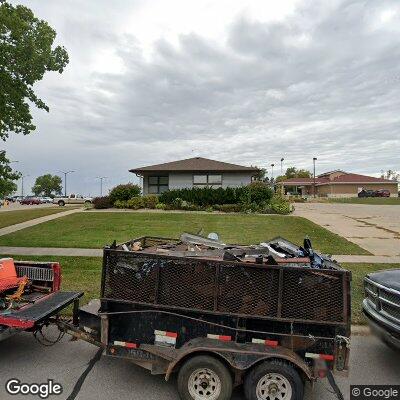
[117,232,340,270]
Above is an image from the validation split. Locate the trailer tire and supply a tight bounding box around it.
[58,200,65,206]
[177,355,232,400]
[244,360,303,400]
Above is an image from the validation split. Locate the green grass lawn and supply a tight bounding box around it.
[0,211,369,255]
[328,197,400,205]
[1,254,396,324]
[0,208,70,229]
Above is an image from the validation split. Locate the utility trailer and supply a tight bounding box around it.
[60,234,351,400]
[0,258,82,342]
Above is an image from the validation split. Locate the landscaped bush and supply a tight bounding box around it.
[114,200,128,208]
[270,194,292,214]
[127,197,144,209]
[142,195,159,209]
[159,184,273,207]
[93,196,112,209]
[109,183,141,204]
[247,181,274,204]
[213,204,242,213]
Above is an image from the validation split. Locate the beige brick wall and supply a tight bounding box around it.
[317,183,398,197]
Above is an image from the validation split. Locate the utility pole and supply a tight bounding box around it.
[97,176,107,196]
[21,174,29,197]
[280,158,284,175]
[313,157,317,198]
[60,171,75,197]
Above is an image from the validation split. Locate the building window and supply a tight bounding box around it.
[148,176,169,194]
[193,174,222,188]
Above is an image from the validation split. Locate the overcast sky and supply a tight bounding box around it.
[4,0,400,196]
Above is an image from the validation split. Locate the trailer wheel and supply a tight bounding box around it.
[177,355,233,400]
[244,360,303,400]
[58,200,65,206]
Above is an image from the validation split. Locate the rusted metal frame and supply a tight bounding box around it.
[277,269,284,318]
[72,298,80,326]
[100,297,348,327]
[100,314,109,346]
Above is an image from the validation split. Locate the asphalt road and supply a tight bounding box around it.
[1,331,399,400]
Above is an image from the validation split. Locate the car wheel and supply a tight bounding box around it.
[84,200,91,205]
[244,360,303,400]
[178,355,233,400]
[58,200,65,206]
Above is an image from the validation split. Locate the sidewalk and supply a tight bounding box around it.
[0,207,82,237]
[0,246,399,263]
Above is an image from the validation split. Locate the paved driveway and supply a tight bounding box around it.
[0,331,399,400]
[294,203,400,256]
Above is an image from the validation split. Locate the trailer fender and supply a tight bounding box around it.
[165,347,313,382]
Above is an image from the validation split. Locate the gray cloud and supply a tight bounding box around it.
[4,0,400,195]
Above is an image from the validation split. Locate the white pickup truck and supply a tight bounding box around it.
[53,194,93,206]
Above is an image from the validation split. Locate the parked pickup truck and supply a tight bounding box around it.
[363,269,400,350]
[53,194,92,206]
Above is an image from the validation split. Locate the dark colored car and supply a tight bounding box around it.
[20,196,41,205]
[363,269,400,350]
[374,189,391,197]
[358,189,375,198]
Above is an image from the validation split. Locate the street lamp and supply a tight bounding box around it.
[60,171,75,197]
[21,174,29,197]
[313,157,318,198]
[271,163,275,185]
[280,158,284,175]
[96,176,107,196]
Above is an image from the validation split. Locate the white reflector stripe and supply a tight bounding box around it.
[155,335,176,345]
[252,338,278,346]
[114,341,138,349]
[305,352,334,361]
[154,330,178,338]
[207,334,231,341]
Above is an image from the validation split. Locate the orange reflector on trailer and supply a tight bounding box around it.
[207,334,232,341]
[113,341,138,349]
[305,352,334,361]
[252,338,279,347]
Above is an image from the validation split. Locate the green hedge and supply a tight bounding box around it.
[109,183,141,203]
[159,182,273,207]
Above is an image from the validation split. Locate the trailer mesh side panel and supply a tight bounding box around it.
[281,269,344,322]
[102,247,347,324]
[103,253,159,304]
[218,266,279,316]
[158,259,215,310]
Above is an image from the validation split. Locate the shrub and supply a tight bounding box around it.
[127,197,144,209]
[114,200,128,208]
[109,183,141,203]
[93,196,112,209]
[213,204,242,213]
[270,195,292,214]
[142,195,159,209]
[247,181,274,204]
[155,202,166,210]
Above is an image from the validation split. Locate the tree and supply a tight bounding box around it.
[276,167,312,182]
[0,1,69,140]
[253,167,267,181]
[0,150,20,197]
[32,174,62,197]
[382,170,399,181]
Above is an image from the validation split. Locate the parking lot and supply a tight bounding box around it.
[0,330,399,400]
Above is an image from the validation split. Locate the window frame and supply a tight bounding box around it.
[148,175,169,194]
[192,173,223,188]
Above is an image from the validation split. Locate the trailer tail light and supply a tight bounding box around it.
[252,338,279,347]
[113,341,138,349]
[207,334,232,342]
[154,330,177,346]
[305,352,334,361]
